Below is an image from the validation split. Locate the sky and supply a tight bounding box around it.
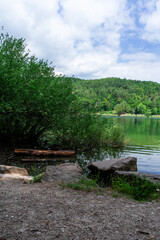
[1,0,160,83]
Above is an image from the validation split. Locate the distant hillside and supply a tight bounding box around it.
[73,77,160,115]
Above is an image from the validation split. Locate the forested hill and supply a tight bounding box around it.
[73,77,160,115]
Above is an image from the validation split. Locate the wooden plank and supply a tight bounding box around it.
[14,149,75,156]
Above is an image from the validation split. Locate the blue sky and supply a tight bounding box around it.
[1,0,160,83]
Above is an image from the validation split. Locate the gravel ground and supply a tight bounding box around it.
[0,179,160,240]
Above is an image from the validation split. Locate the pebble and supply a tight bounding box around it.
[61,228,65,233]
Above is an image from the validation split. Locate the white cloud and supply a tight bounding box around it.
[106,51,160,82]
[121,52,159,62]
[61,0,127,27]
[21,0,130,77]
[0,0,160,82]
[107,61,160,82]
[139,0,160,42]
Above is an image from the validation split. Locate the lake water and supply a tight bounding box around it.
[76,117,160,175]
[1,116,160,176]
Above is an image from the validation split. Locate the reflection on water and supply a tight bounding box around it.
[76,117,160,175]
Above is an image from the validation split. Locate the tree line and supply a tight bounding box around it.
[73,77,160,116]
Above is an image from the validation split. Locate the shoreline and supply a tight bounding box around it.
[99,113,160,119]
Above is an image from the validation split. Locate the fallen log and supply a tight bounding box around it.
[14,149,75,156]
[20,157,73,162]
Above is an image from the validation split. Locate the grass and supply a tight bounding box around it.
[62,173,160,201]
[111,175,160,201]
[64,177,103,194]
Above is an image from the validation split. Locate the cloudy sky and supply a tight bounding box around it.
[1,0,160,83]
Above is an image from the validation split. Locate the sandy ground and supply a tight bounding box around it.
[0,179,160,240]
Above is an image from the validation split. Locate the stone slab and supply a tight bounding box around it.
[88,157,137,173]
[42,163,83,183]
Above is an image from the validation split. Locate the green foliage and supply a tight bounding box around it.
[145,109,152,118]
[38,114,108,150]
[66,177,102,192]
[73,78,160,116]
[0,32,127,149]
[0,32,75,145]
[137,103,146,114]
[102,124,127,147]
[152,107,158,115]
[114,101,131,116]
[111,176,160,201]
[78,177,99,187]
[30,173,44,183]
[39,117,127,149]
[114,104,122,116]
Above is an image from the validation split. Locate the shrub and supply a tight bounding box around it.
[111,176,160,201]
[102,124,127,147]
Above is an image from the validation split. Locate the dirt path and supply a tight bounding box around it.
[0,179,160,240]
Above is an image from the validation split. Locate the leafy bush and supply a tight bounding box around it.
[102,124,127,147]
[111,176,160,201]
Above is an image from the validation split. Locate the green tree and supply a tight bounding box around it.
[152,107,158,115]
[73,77,160,115]
[0,32,76,145]
[114,104,123,116]
[137,103,146,114]
[114,101,131,116]
[145,109,152,118]
[0,32,126,150]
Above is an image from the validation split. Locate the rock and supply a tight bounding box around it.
[0,165,33,181]
[0,174,33,181]
[58,163,83,173]
[0,165,29,176]
[42,163,83,183]
[87,157,137,183]
[115,171,160,184]
[88,157,137,173]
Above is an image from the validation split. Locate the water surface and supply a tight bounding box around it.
[77,117,160,175]
[1,117,160,175]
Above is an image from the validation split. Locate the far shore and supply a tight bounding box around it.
[98,112,160,119]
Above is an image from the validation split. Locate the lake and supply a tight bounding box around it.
[76,116,160,175]
[1,116,160,176]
